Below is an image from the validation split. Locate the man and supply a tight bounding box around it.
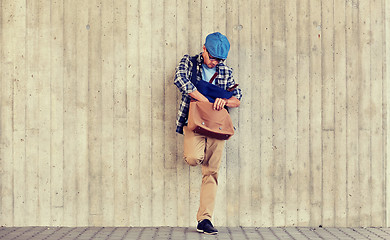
[174,32,242,235]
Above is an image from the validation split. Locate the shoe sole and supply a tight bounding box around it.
[197,229,218,235]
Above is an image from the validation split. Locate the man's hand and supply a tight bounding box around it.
[213,98,227,111]
[214,96,240,110]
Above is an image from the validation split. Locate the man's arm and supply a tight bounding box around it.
[213,96,240,110]
[225,96,240,108]
[188,90,209,102]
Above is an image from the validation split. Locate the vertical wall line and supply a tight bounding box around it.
[369,0,373,226]
[283,0,287,226]
[380,0,385,225]
[332,0,336,226]
[344,0,349,226]
[295,0,299,225]
[380,0,386,226]
[357,0,361,226]
[386,0,389,225]
[0,0,3,225]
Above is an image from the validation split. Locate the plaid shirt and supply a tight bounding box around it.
[174,54,242,134]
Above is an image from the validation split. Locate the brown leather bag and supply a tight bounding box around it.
[187,101,234,140]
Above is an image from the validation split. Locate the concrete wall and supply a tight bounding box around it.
[0,0,389,227]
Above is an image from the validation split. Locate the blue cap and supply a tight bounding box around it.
[204,32,230,60]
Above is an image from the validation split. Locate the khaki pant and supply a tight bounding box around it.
[183,126,225,222]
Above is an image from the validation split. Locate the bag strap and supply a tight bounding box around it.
[190,56,198,85]
[209,72,218,84]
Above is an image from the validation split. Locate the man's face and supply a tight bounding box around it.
[202,46,222,68]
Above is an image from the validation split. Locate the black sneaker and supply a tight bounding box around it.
[197,219,218,235]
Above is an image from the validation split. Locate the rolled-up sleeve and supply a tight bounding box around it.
[174,55,197,95]
[232,87,242,101]
[226,70,242,101]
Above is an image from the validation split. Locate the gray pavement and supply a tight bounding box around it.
[1,226,390,240]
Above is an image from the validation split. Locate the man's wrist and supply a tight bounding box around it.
[224,98,229,106]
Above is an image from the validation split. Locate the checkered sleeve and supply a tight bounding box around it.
[174,55,198,134]
[227,69,242,100]
[174,55,197,95]
[175,95,191,134]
